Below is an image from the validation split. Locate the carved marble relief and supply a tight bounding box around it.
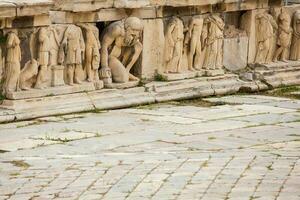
[163,15,225,77]
[255,13,278,64]
[60,24,85,86]
[79,23,101,83]
[290,10,300,61]
[273,10,292,62]
[164,16,184,73]
[100,17,143,84]
[3,30,21,94]
[184,17,203,71]
[203,15,225,71]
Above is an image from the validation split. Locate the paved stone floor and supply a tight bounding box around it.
[0,95,299,200]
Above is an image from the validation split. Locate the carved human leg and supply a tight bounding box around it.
[4,62,21,93]
[174,41,183,73]
[74,64,82,84]
[194,40,202,70]
[35,65,48,89]
[85,47,93,82]
[273,46,283,62]
[109,56,129,83]
[216,39,223,69]
[188,34,199,71]
[67,65,75,85]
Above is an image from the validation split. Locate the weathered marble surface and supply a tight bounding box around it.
[0,95,299,199]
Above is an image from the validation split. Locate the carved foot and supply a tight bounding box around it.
[129,74,140,81]
[188,67,196,72]
[20,87,31,91]
[282,59,289,63]
[34,85,46,90]
[74,79,82,84]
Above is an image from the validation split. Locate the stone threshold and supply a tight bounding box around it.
[0,73,297,124]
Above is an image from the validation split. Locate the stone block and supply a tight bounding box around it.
[5,82,96,100]
[51,65,65,87]
[0,5,15,18]
[159,71,198,81]
[114,0,150,8]
[104,80,139,89]
[223,36,248,72]
[205,69,225,76]
[140,18,165,79]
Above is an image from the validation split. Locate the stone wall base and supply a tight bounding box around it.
[2,72,299,123]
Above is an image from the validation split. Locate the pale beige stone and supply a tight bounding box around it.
[34,27,52,89]
[79,23,101,83]
[105,80,139,89]
[5,82,96,100]
[159,71,197,81]
[203,15,225,70]
[290,10,300,61]
[3,30,21,95]
[223,36,248,71]
[100,17,143,84]
[184,17,203,71]
[254,12,278,64]
[273,10,292,62]
[60,24,85,85]
[51,65,65,86]
[164,16,184,73]
[19,59,39,90]
[114,0,150,8]
[140,18,165,79]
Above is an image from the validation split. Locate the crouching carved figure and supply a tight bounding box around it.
[99,17,143,83]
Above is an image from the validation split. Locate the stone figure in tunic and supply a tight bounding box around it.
[255,13,278,64]
[164,17,184,73]
[80,24,101,82]
[3,30,21,94]
[203,15,225,70]
[290,10,300,61]
[35,27,51,89]
[60,25,85,85]
[184,17,204,71]
[273,11,293,62]
[100,17,143,83]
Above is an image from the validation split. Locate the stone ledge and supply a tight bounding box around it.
[5,82,101,100]
[105,80,139,89]
[1,70,299,123]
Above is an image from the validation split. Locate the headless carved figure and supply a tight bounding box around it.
[61,25,85,85]
[184,17,203,71]
[255,13,278,64]
[273,11,292,62]
[81,24,101,82]
[203,15,225,70]
[4,31,21,94]
[164,17,184,73]
[35,27,51,89]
